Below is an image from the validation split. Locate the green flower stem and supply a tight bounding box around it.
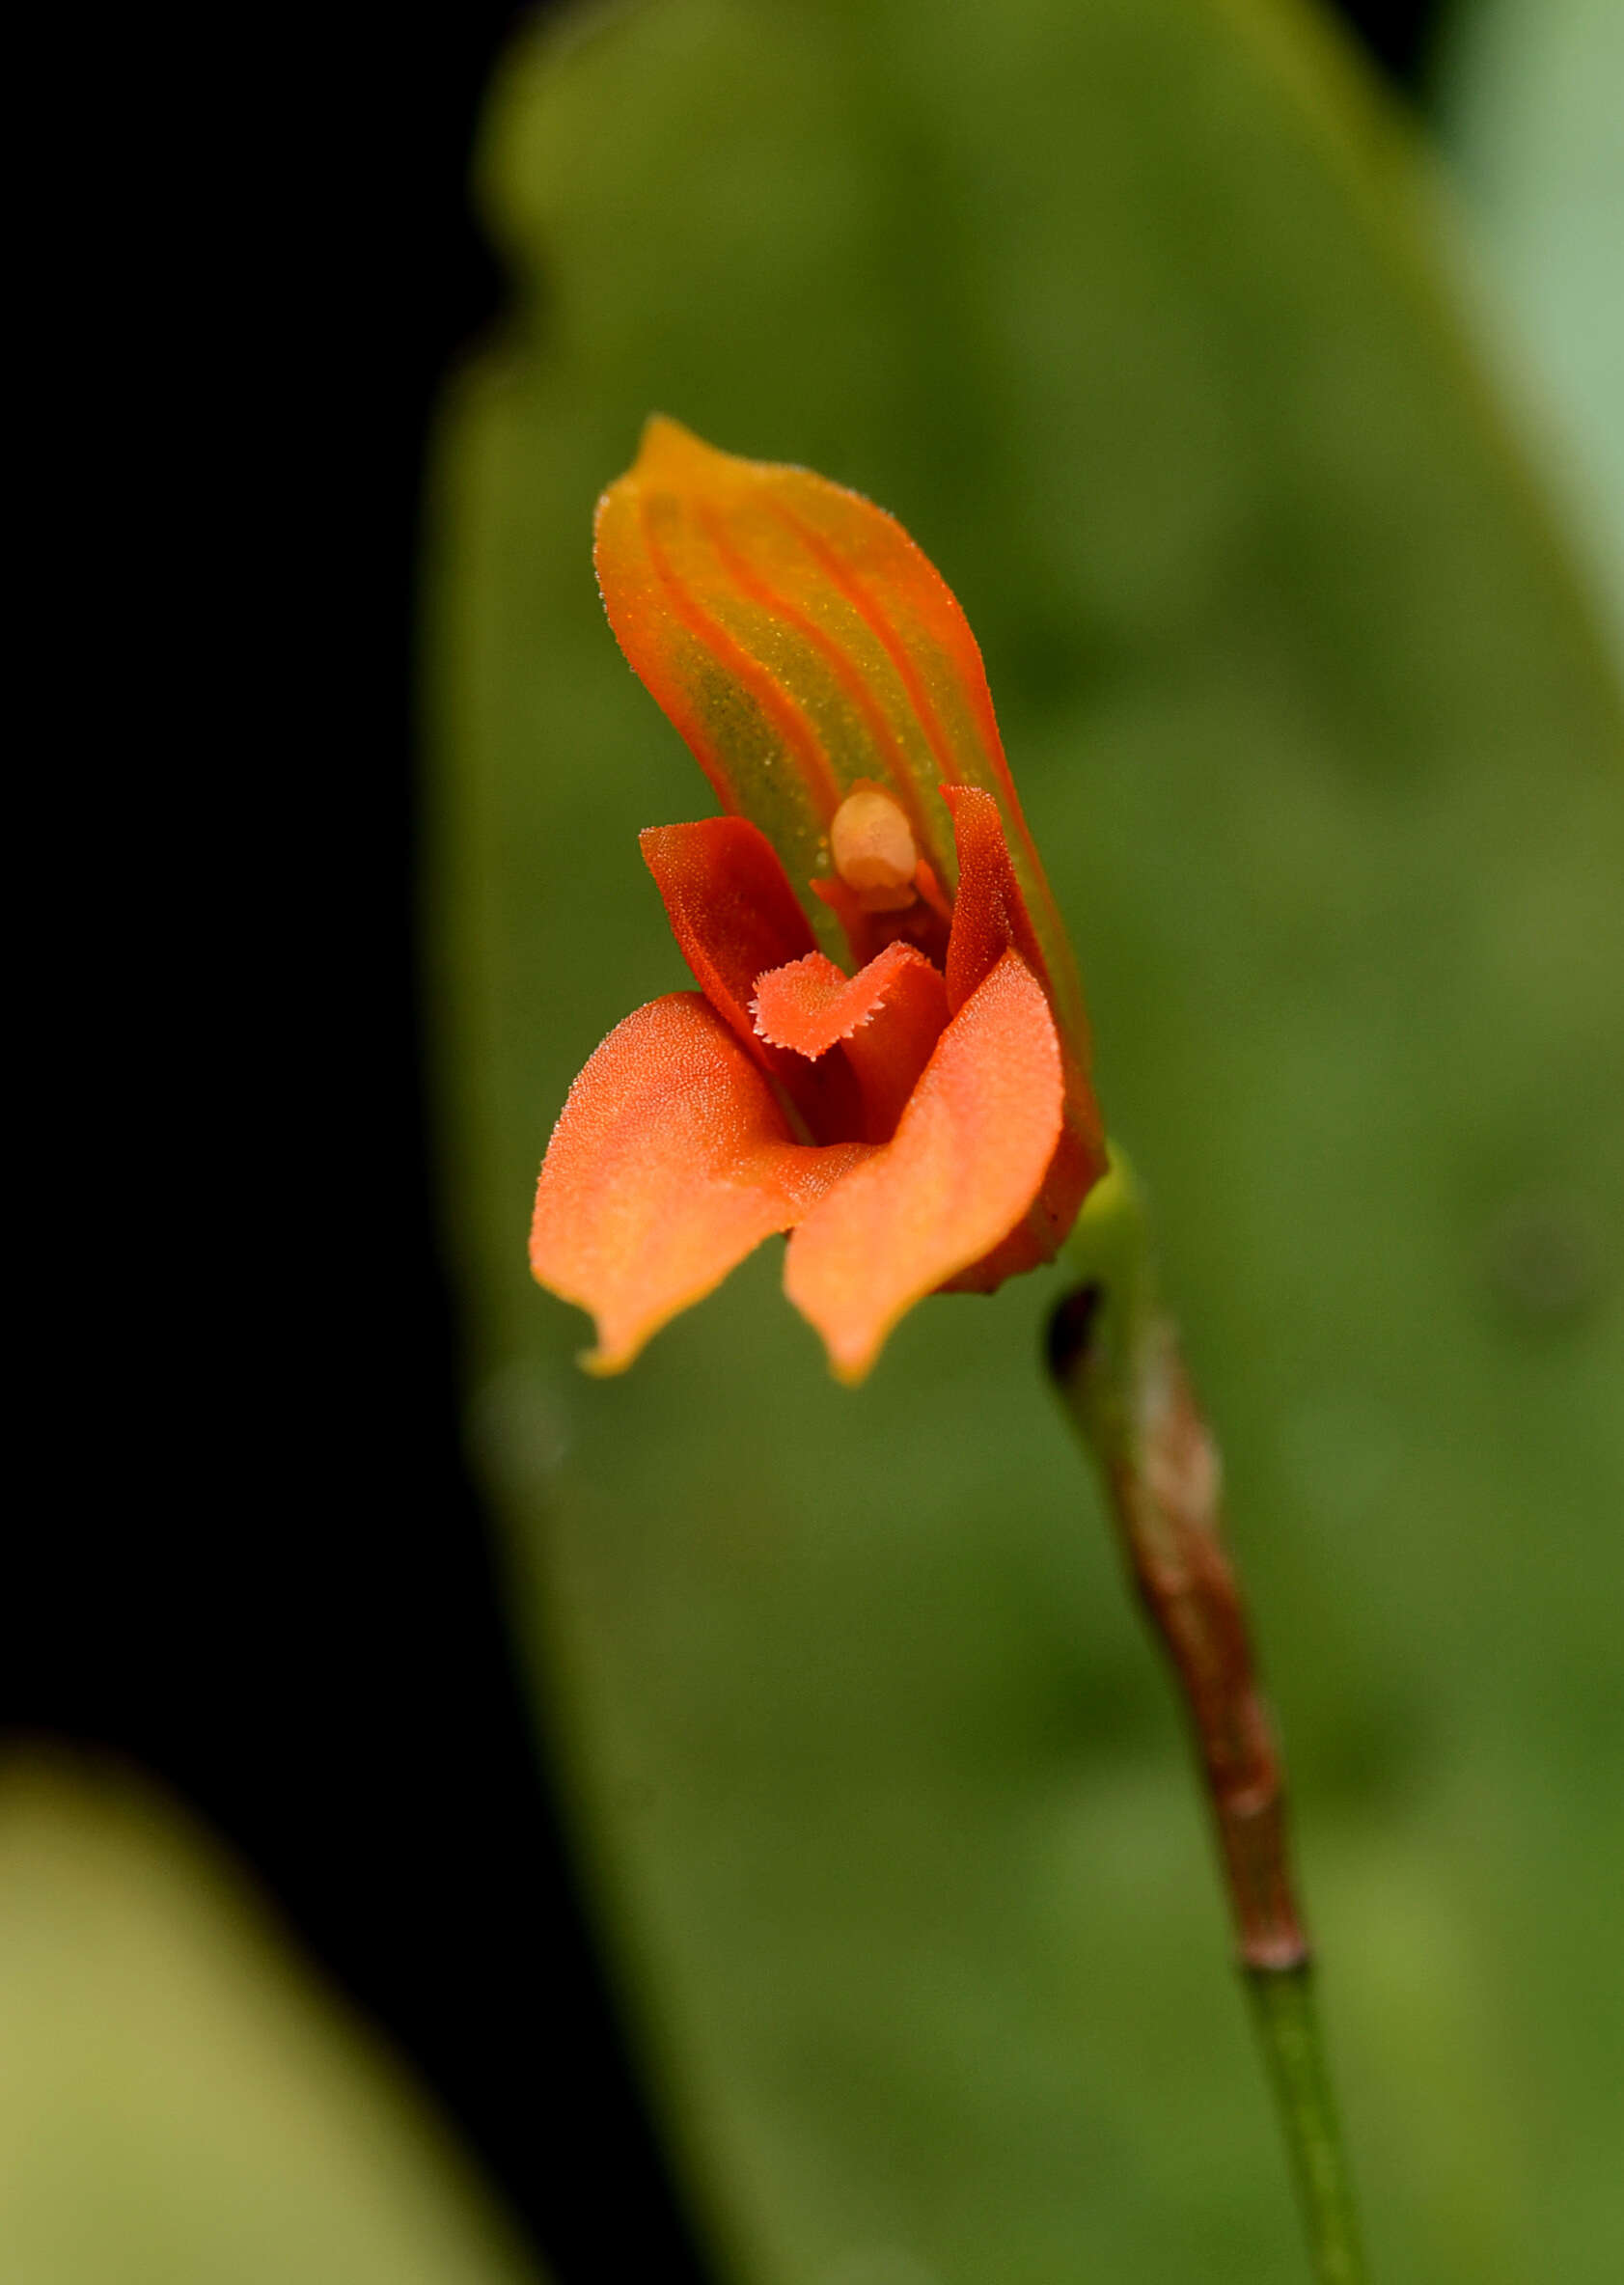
[1248,1966,1367,2285]
[1047,1151,1366,2284]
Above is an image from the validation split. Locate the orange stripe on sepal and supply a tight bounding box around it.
[594,417,1081,1025]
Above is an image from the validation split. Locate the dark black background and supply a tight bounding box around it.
[13,4,1447,2277]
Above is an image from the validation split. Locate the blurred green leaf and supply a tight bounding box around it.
[1441,0,1624,646]
[0,1756,542,2285]
[427,1,1624,2279]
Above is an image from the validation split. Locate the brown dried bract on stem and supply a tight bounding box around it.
[1049,1168,1365,2279]
[1119,1316,1304,1968]
[1048,1288,1307,1971]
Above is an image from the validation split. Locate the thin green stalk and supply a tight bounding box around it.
[1248,1967,1366,2284]
[1047,1150,1367,2283]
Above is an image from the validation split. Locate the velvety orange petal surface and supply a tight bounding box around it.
[641,817,862,1142]
[641,818,816,1032]
[531,992,869,1372]
[753,941,951,1144]
[939,785,1107,1282]
[837,957,957,1144]
[941,785,1060,1019]
[595,417,1081,1022]
[784,949,1064,1382]
[752,940,945,1060]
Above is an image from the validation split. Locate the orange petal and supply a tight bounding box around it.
[752,940,942,1059]
[595,416,1080,1016]
[941,785,1058,1015]
[642,817,815,1030]
[783,949,1063,1382]
[641,817,862,1143]
[840,956,956,1144]
[941,784,1107,1274]
[754,940,951,1144]
[531,993,869,1372]
[935,1104,1099,1293]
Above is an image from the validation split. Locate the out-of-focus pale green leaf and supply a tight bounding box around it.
[1440,0,1624,644]
[0,1756,543,2285]
[427,1,1624,2280]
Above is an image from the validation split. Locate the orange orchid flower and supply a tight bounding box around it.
[531,419,1106,1383]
